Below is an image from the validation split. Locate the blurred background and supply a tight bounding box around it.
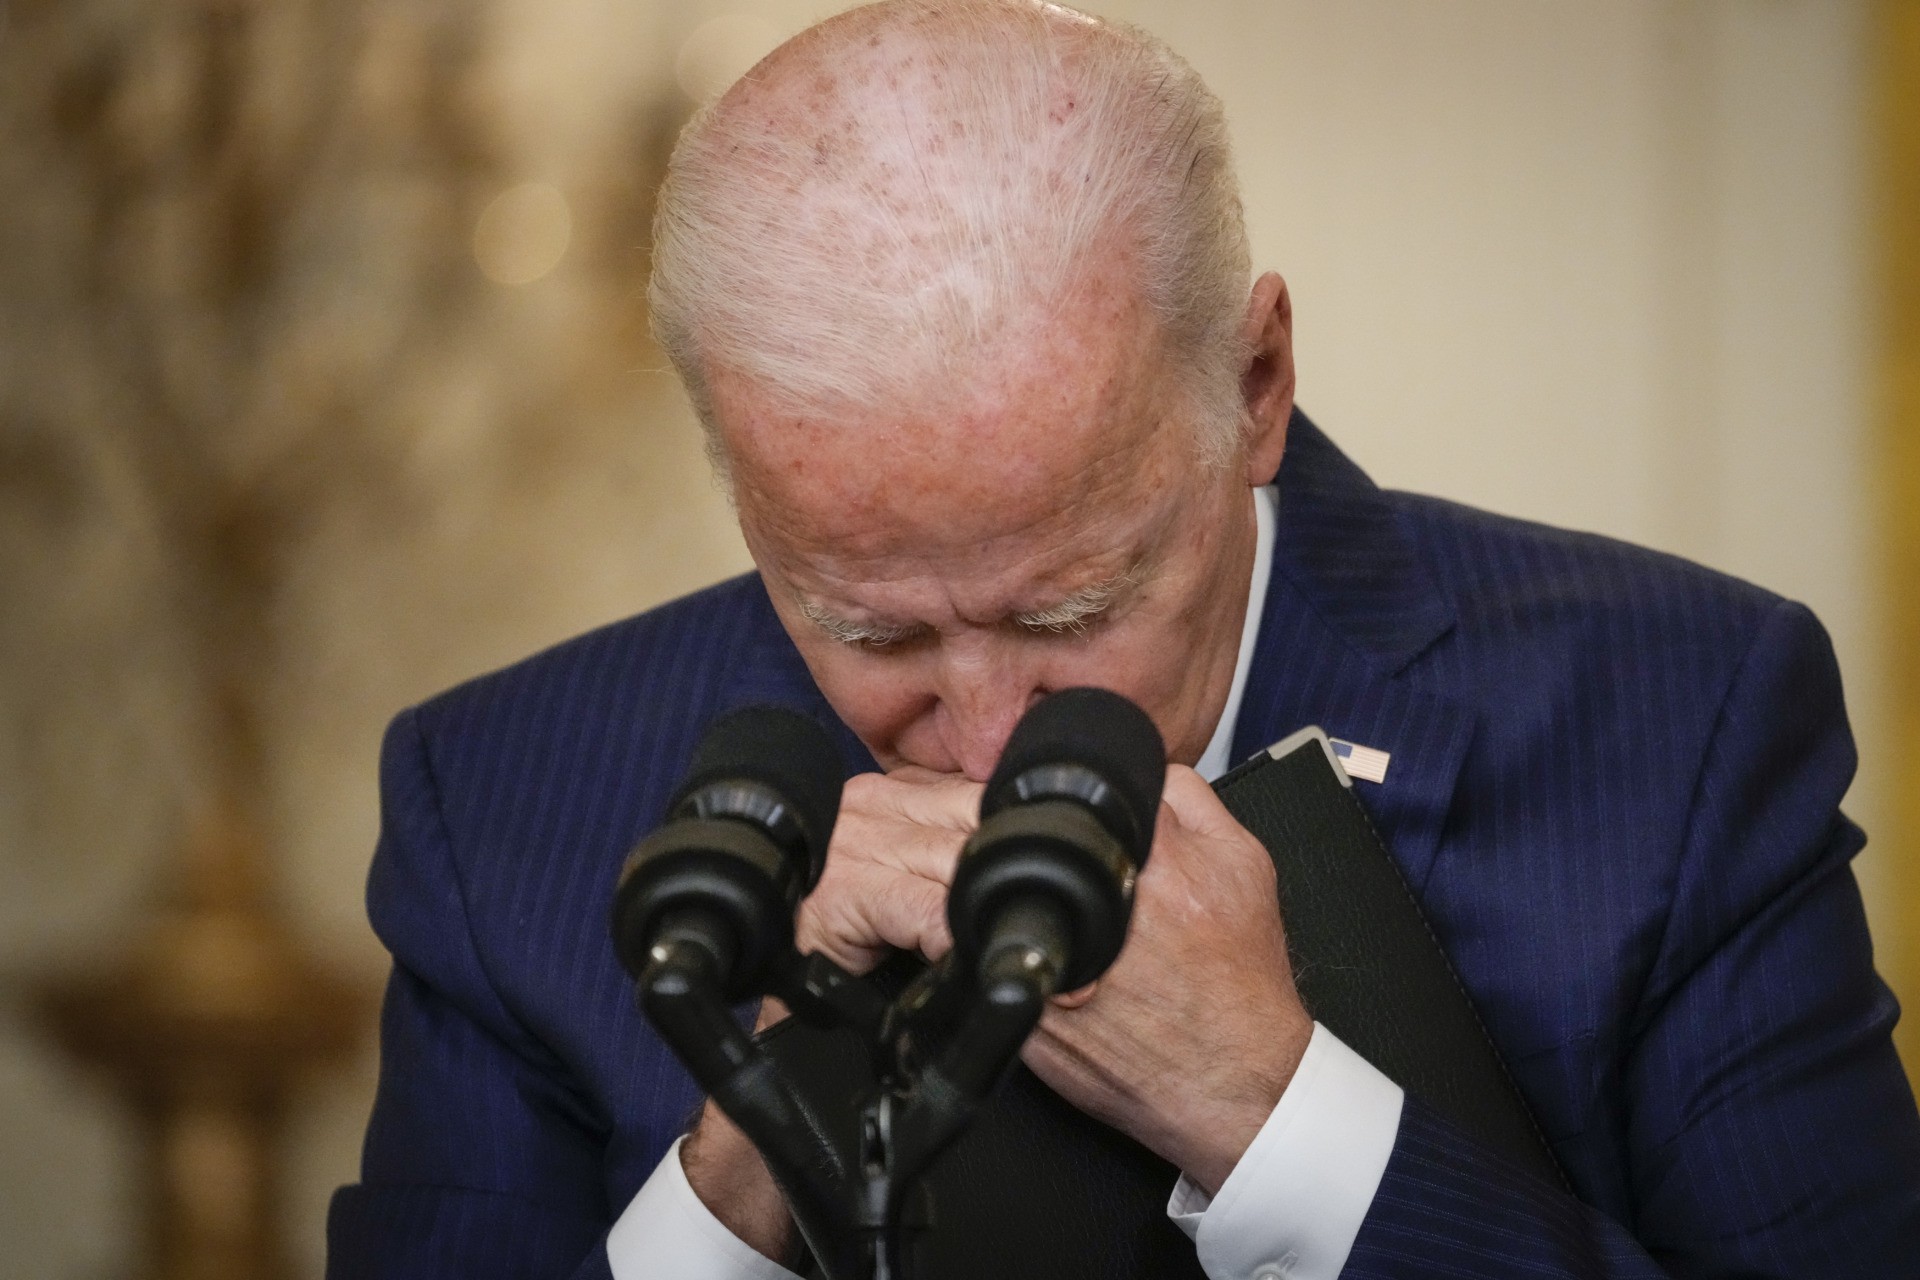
[1,1,1914,1276]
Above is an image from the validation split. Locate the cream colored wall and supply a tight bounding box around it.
[0,3,1886,1277]
[1183,0,1889,894]
[1176,0,1891,927]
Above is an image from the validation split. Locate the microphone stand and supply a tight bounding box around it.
[623,690,1160,1279]
[635,903,1069,1280]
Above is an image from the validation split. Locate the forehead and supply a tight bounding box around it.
[717,282,1181,575]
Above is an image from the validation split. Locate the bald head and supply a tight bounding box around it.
[649,0,1252,465]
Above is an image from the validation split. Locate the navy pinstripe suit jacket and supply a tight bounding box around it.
[328,415,1920,1278]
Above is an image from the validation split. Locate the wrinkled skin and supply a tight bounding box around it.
[680,265,1317,1262]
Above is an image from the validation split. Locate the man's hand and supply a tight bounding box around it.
[682,763,1304,1240]
[678,768,982,1255]
[789,766,981,971]
[1021,764,1314,1196]
[681,1083,795,1262]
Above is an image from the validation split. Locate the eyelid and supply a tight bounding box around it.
[849,624,925,648]
[1013,570,1138,633]
[827,620,916,647]
[800,599,923,647]
[1014,607,1106,634]
[800,564,1141,645]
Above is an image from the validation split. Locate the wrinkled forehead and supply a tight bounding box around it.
[699,5,1194,561]
[715,290,1182,563]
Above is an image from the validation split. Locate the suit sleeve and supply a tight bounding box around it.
[1343,600,1920,1278]
[326,707,618,1280]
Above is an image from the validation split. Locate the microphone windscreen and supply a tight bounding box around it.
[982,687,1166,855]
[677,706,846,865]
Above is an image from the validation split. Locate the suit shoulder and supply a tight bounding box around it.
[1390,491,1795,657]
[407,571,775,748]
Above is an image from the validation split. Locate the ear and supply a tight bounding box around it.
[1238,272,1294,487]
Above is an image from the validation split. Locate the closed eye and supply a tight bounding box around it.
[800,599,929,650]
[1015,609,1106,636]
[1012,571,1135,634]
[849,624,933,651]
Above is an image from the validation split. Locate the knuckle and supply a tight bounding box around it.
[841,771,887,805]
[1163,764,1205,796]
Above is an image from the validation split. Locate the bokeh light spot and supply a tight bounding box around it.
[472,182,572,286]
[675,14,783,103]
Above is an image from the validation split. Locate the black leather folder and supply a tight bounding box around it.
[761,727,1561,1278]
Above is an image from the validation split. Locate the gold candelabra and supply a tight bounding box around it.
[3,0,689,1271]
[9,0,495,1273]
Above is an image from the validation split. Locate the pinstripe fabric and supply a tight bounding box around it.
[328,413,1920,1278]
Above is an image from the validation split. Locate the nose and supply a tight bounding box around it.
[934,636,1047,781]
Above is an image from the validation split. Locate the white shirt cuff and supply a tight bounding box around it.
[607,1135,801,1280]
[1166,1022,1404,1280]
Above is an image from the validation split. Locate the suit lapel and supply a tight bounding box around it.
[1232,413,1477,895]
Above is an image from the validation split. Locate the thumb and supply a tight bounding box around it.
[1157,764,1241,839]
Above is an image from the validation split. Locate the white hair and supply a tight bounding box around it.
[649,0,1252,469]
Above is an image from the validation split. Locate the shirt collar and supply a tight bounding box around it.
[1195,483,1277,781]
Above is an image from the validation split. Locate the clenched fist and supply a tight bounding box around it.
[681,763,1312,1257]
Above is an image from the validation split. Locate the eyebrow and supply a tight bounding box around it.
[798,599,927,647]
[798,566,1140,646]
[1012,569,1138,633]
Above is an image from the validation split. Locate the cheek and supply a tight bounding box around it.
[763,594,939,761]
[803,648,939,762]
[1073,624,1185,720]
[1047,598,1221,761]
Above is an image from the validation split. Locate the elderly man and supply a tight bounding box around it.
[328,3,1920,1278]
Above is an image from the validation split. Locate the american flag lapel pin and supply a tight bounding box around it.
[1327,738,1391,784]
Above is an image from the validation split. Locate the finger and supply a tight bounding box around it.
[882,763,968,787]
[829,807,969,886]
[1050,979,1098,1009]
[1158,764,1250,841]
[796,865,952,971]
[850,769,984,831]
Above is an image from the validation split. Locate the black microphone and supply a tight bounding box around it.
[946,688,1166,996]
[611,706,844,1002]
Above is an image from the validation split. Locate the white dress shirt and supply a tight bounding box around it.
[609,485,1404,1280]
